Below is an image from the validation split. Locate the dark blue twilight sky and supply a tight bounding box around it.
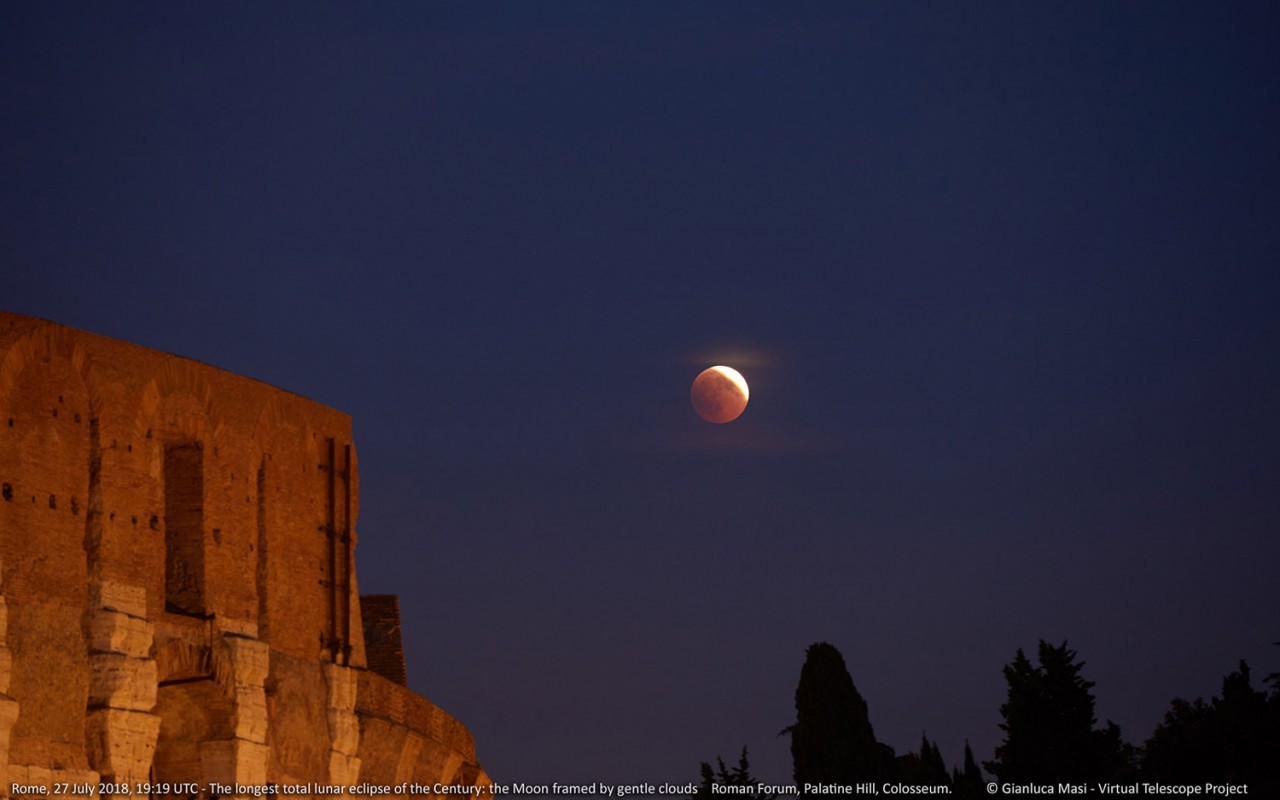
[4,2,1279,787]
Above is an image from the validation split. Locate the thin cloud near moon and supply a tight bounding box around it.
[679,346,781,370]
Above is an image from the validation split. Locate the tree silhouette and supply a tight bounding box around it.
[1265,641,1280,695]
[691,747,776,799]
[895,733,950,787]
[783,642,894,792]
[1143,660,1280,794]
[951,742,987,799]
[985,640,1130,782]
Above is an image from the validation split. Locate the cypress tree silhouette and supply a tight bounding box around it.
[985,640,1130,782]
[895,733,950,787]
[918,734,947,783]
[783,642,893,792]
[951,742,986,799]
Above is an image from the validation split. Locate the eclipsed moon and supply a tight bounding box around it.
[691,366,750,424]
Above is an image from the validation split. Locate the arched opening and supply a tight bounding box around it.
[164,442,205,616]
[152,679,234,797]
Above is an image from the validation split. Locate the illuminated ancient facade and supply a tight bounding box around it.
[0,312,488,796]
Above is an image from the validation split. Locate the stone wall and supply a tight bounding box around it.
[360,596,407,687]
[0,313,488,797]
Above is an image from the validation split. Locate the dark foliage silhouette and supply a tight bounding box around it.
[783,642,895,793]
[950,742,987,799]
[693,639,1279,795]
[985,640,1132,782]
[691,747,776,799]
[895,733,951,787]
[1143,660,1280,794]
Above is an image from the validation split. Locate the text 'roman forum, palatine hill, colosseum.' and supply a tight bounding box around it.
[0,312,489,798]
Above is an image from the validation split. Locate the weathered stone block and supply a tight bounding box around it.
[328,751,361,786]
[0,647,12,695]
[0,693,19,727]
[23,765,52,789]
[231,687,269,744]
[200,738,269,786]
[89,654,157,711]
[89,582,147,619]
[55,770,101,789]
[219,619,259,639]
[85,708,161,784]
[327,709,360,756]
[435,752,465,787]
[0,695,20,782]
[225,637,270,686]
[324,663,358,712]
[89,611,153,658]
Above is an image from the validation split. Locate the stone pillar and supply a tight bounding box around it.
[436,752,465,787]
[84,582,162,788]
[392,732,424,786]
[0,566,20,798]
[203,635,271,789]
[324,663,362,792]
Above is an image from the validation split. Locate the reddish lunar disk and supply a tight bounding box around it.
[691,366,750,424]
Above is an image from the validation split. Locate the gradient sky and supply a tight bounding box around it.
[4,2,1279,787]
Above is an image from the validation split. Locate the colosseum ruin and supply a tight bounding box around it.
[0,312,489,797]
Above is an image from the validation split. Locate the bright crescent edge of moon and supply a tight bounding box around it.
[710,365,749,401]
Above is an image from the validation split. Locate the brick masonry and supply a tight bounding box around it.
[0,312,489,797]
[360,596,407,687]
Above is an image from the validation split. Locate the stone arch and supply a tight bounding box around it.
[151,679,236,794]
[252,393,313,453]
[133,359,227,621]
[155,637,215,686]
[152,636,226,795]
[152,633,270,793]
[0,322,106,426]
[133,357,225,446]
